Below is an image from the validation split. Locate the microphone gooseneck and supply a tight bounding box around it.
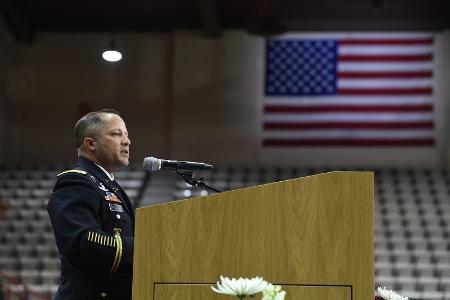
[142,156,222,193]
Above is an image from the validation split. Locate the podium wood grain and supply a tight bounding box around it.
[133,171,374,300]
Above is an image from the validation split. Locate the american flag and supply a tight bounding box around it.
[263,33,434,147]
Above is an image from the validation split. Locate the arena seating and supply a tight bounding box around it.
[1,165,450,299]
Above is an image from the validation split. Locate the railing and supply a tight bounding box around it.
[0,272,52,300]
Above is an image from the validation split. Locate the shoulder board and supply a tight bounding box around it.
[57,169,87,177]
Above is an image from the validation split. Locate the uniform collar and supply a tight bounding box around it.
[76,156,115,181]
[77,156,115,183]
[94,163,115,181]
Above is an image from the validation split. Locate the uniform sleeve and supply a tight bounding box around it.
[47,173,133,274]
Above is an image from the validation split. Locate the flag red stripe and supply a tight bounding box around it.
[265,105,433,113]
[264,35,436,147]
[338,88,432,95]
[338,54,432,62]
[263,138,435,146]
[339,38,433,45]
[338,71,433,78]
[264,122,434,130]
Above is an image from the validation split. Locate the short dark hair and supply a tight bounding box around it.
[74,109,120,148]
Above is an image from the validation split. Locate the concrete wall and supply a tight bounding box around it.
[3,30,450,168]
[8,33,172,165]
[171,31,264,165]
[0,20,17,164]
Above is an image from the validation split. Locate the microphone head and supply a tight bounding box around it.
[143,157,161,171]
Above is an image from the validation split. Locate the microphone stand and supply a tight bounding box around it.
[176,171,223,193]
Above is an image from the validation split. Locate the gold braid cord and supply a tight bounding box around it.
[110,232,123,273]
[87,231,122,272]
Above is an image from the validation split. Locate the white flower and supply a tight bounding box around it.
[377,287,409,300]
[262,284,286,300]
[211,275,269,298]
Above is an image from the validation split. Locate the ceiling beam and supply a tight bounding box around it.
[196,0,220,38]
[0,0,34,42]
[246,0,285,36]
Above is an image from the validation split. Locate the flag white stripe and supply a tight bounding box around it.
[338,62,432,71]
[263,130,434,139]
[338,45,433,55]
[264,96,433,106]
[264,113,434,122]
[337,79,432,88]
[264,32,435,147]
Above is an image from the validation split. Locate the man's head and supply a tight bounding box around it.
[74,109,131,173]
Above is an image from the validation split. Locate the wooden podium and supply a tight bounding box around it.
[133,171,374,300]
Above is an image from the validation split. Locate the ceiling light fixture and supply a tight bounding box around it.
[102,40,122,62]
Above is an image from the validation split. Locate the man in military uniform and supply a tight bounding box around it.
[47,109,134,300]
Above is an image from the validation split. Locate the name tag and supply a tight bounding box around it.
[109,203,123,212]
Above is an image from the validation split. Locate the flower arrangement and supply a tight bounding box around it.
[262,284,286,300]
[212,277,407,300]
[377,287,409,300]
[211,276,286,300]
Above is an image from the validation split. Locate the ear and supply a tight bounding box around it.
[83,137,96,151]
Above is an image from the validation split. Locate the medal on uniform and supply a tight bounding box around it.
[104,191,121,203]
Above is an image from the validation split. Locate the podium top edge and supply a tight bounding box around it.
[280,170,374,181]
[136,171,374,211]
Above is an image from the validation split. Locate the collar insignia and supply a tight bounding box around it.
[105,179,119,193]
[98,183,109,192]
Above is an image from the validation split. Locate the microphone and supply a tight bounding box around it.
[143,157,214,173]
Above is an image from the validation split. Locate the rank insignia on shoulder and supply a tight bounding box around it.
[105,192,121,203]
[109,203,124,212]
[98,183,109,192]
[57,169,87,177]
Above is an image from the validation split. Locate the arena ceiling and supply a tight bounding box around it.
[0,0,449,42]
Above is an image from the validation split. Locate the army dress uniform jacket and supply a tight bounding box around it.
[47,157,135,300]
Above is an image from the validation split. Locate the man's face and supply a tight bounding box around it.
[92,114,131,173]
